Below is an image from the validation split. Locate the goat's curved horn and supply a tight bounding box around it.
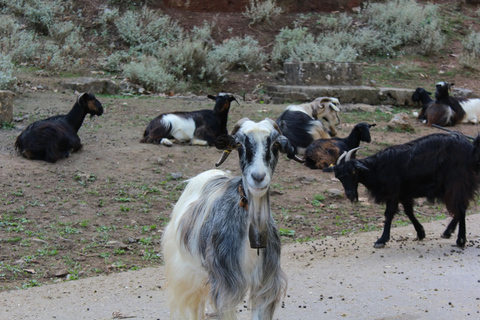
[215,150,232,167]
[337,151,347,164]
[215,118,250,167]
[265,117,283,135]
[76,92,86,103]
[230,117,250,135]
[345,147,362,162]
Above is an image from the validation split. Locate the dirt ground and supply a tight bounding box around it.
[1,73,480,318]
[2,74,480,290]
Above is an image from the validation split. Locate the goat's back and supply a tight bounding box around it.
[362,133,480,204]
[276,110,321,149]
[15,119,81,162]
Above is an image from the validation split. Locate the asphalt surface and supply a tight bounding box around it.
[1,214,479,320]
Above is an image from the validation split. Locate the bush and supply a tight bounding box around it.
[0,15,39,63]
[359,0,445,56]
[243,0,283,25]
[272,28,357,64]
[123,56,177,93]
[115,6,183,53]
[0,54,17,90]
[460,31,480,70]
[206,36,266,72]
[0,0,71,34]
[271,27,316,64]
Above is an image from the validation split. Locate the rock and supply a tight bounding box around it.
[284,62,363,86]
[54,269,69,277]
[341,103,376,113]
[62,77,119,95]
[170,172,183,180]
[387,113,414,132]
[297,176,316,183]
[327,189,344,197]
[0,90,14,123]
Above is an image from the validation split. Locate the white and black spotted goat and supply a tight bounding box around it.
[275,97,341,153]
[162,118,303,319]
[140,93,237,146]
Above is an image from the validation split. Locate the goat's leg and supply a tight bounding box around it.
[374,201,398,248]
[456,213,467,247]
[441,217,458,239]
[444,198,467,247]
[401,198,425,241]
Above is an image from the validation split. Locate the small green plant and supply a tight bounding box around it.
[0,121,15,129]
[311,194,325,207]
[243,0,283,25]
[142,249,160,260]
[278,228,295,237]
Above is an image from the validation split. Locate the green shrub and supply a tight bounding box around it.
[0,15,39,63]
[272,28,357,64]
[243,0,283,25]
[115,6,183,52]
[359,0,445,56]
[123,56,177,93]
[206,36,266,72]
[315,13,353,33]
[157,38,209,80]
[0,0,71,34]
[460,31,480,70]
[103,51,132,72]
[97,6,119,26]
[271,27,316,63]
[0,54,17,90]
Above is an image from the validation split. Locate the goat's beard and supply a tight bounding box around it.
[246,185,270,248]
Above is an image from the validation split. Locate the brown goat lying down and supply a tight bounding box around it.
[15,93,103,163]
[304,123,375,169]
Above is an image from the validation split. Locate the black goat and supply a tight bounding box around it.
[324,133,480,248]
[419,82,466,127]
[412,87,434,122]
[15,93,103,163]
[304,123,376,169]
[140,93,237,146]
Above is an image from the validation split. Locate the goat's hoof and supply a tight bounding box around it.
[441,232,451,239]
[373,242,386,248]
[417,231,426,241]
[456,239,466,247]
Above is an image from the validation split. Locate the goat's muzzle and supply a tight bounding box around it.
[346,190,358,203]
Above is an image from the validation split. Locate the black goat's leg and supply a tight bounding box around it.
[456,212,467,247]
[441,217,458,239]
[401,198,425,241]
[374,201,398,248]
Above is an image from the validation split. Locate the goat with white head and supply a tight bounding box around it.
[285,97,341,135]
[162,118,300,319]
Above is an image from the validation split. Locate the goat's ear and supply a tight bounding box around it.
[215,134,236,151]
[354,162,369,171]
[368,123,376,128]
[329,103,341,112]
[276,135,296,158]
[207,94,216,100]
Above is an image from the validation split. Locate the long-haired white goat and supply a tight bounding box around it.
[162,118,302,319]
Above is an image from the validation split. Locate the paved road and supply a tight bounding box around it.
[1,215,479,320]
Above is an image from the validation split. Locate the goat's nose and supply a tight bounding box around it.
[251,171,266,183]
